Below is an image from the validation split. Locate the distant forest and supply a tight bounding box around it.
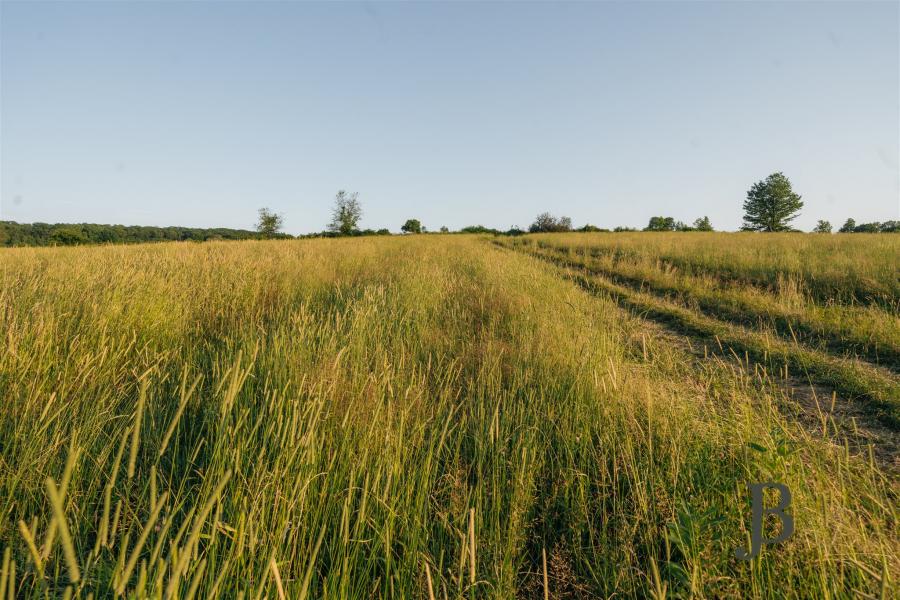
[2,217,898,248]
[0,221,290,247]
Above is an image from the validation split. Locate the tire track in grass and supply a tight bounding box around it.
[532,239,899,312]
[625,309,900,474]
[522,242,900,374]
[501,242,900,431]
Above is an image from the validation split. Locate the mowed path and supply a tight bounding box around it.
[495,239,900,475]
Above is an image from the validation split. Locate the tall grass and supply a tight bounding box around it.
[0,236,896,598]
[503,234,900,371]
[520,232,900,310]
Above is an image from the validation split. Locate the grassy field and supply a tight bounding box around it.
[498,233,900,428]
[0,234,897,598]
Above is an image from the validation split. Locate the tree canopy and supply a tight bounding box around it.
[256,207,284,238]
[644,216,676,231]
[0,221,281,247]
[328,190,363,235]
[837,219,899,233]
[813,220,832,234]
[693,216,714,231]
[741,172,803,232]
[401,219,422,234]
[529,213,572,233]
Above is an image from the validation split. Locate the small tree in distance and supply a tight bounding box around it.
[693,216,713,231]
[741,172,803,232]
[813,220,832,233]
[328,190,362,235]
[645,216,676,231]
[529,213,572,233]
[256,207,284,238]
[401,219,422,234]
[839,218,856,233]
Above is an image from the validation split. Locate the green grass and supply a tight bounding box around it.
[499,240,900,429]
[519,232,900,310]
[501,234,900,371]
[0,235,897,598]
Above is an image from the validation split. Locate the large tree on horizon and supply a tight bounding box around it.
[741,172,803,232]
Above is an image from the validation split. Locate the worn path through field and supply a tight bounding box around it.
[494,240,900,476]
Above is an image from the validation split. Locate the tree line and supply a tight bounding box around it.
[3,176,896,247]
[522,173,896,235]
[0,221,287,247]
[637,173,894,234]
[298,174,894,237]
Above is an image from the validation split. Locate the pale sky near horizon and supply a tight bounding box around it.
[1,1,898,234]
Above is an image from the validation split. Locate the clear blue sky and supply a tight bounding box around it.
[2,1,898,234]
